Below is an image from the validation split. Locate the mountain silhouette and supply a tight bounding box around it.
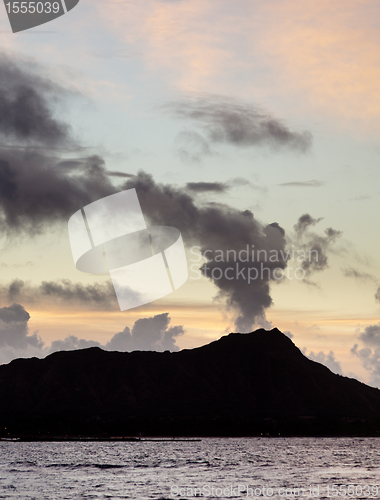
[1,328,380,437]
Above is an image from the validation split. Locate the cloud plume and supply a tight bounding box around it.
[121,171,288,331]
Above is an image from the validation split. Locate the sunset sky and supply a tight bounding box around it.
[1,0,380,387]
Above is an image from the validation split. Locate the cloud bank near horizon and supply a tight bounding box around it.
[0,302,347,385]
[0,304,185,365]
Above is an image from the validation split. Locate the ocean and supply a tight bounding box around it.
[0,438,379,499]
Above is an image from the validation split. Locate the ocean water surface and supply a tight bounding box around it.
[0,438,379,499]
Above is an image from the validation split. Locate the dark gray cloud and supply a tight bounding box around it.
[121,172,287,331]
[105,313,184,352]
[0,161,289,331]
[106,171,135,178]
[0,279,117,310]
[39,280,116,306]
[185,177,256,193]
[0,55,118,235]
[200,221,287,332]
[186,181,228,193]
[279,180,325,187]
[0,152,117,235]
[186,178,260,194]
[307,349,342,375]
[165,95,312,158]
[351,324,380,387]
[0,54,70,146]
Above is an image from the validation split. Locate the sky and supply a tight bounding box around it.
[1,0,380,387]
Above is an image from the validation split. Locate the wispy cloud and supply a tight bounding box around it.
[349,195,371,201]
[48,313,184,355]
[279,180,325,187]
[165,95,312,160]
[185,177,256,193]
[289,214,342,285]
[0,279,117,310]
[342,267,380,305]
[342,267,378,284]
[106,171,135,178]
[186,181,228,193]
